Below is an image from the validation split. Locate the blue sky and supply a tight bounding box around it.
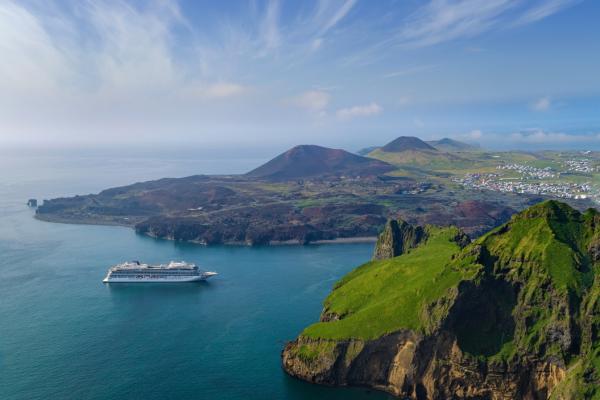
[1,0,599,151]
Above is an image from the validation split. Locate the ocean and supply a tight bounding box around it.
[0,147,392,400]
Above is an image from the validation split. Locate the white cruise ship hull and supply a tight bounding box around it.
[103,261,217,283]
[103,275,210,283]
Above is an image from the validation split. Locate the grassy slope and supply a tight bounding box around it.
[368,148,466,170]
[302,226,471,340]
[289,199,600,395]
[477,201,593,293]
[368,149,542,174]
[303,202,600,362]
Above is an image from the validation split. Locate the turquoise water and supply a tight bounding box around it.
[0,150,392,400]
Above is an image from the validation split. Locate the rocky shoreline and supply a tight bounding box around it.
[34,213,137,227]
[35,213,377,246]
[282,331,566,399]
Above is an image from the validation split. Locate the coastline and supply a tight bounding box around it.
[34,214,377,246]
[309,236,377,244]
[34,214,137,228]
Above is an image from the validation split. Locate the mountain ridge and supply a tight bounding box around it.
[358,137,479,155]
[245,144,394,181]
[380,136,438,153]
[426,138,479,152]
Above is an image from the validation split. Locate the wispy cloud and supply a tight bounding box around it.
[374,0,580,50]
[316,0,357,36]
[0,0,589,146]
[86,1,183,93]
[383,65,436,78]
[259,0,281,52]
[532,96,552,111]
[397,96,412,106]
[204,82,248,98]
[0,1,72,94]
[513,0,580,26]
[458,129,600,147]
[290,90,331,112]
[395,0,516,48]
[467,129,483,139]
[507,129,597,144]
[336,103,382,120]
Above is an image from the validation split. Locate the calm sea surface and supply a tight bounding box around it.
[0,148,392,400]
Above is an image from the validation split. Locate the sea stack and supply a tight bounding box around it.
[27,199,38,207]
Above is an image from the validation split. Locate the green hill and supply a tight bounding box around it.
[282,200,600,399]
[380,136,437,152]
[367,136,465,169]
[426,138,480,152]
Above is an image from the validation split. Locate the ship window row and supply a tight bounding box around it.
[112,271,196,275]
[111,273,196,277]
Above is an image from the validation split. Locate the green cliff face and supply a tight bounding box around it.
[282,200,600,399]
[371,219,429,260]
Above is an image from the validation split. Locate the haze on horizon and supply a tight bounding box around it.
[1,0,599,151]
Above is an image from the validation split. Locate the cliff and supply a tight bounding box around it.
[282,201,600,399]
[372,219,469,260]
[372,219,429,260]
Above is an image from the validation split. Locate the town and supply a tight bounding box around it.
[453,161,596,201]
[564,158,598,173]
[497,164,556,179]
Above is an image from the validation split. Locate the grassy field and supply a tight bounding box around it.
[302,201,600,362]
[302,226,472,340]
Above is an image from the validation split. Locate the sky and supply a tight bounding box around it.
[1,0,599,152]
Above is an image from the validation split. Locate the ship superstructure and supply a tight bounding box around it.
[103,261,217,283]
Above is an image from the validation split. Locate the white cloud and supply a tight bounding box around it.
[455,129,483,142]
[311,38,323,51]
[383,65,435,78]
[394,0,516,48]
[508,129,585,143]
[204,83,247,98]
[317,0,357,36]
[292,0,356,55]
[513,0,580,26]
[0,2,72,94]
[532,96,551,111]
[388,0,579,48]
[397,96,411,106]
[259,0,281,52]
[468,129,483,139]
[458,129,600,147]
[291,90,331,111]
[0,0,585,146]
[88,0,192,94]
[336,103,382,120]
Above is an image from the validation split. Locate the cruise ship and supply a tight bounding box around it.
[103,261,217,283]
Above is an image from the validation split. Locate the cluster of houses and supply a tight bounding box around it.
[564,159,598,173]
[496,164,556,179]
[454,173,592,200]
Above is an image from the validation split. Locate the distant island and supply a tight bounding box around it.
[282,200,600,399]
[36,136,598,245]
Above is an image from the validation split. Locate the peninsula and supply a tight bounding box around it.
[35,137,598,245]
